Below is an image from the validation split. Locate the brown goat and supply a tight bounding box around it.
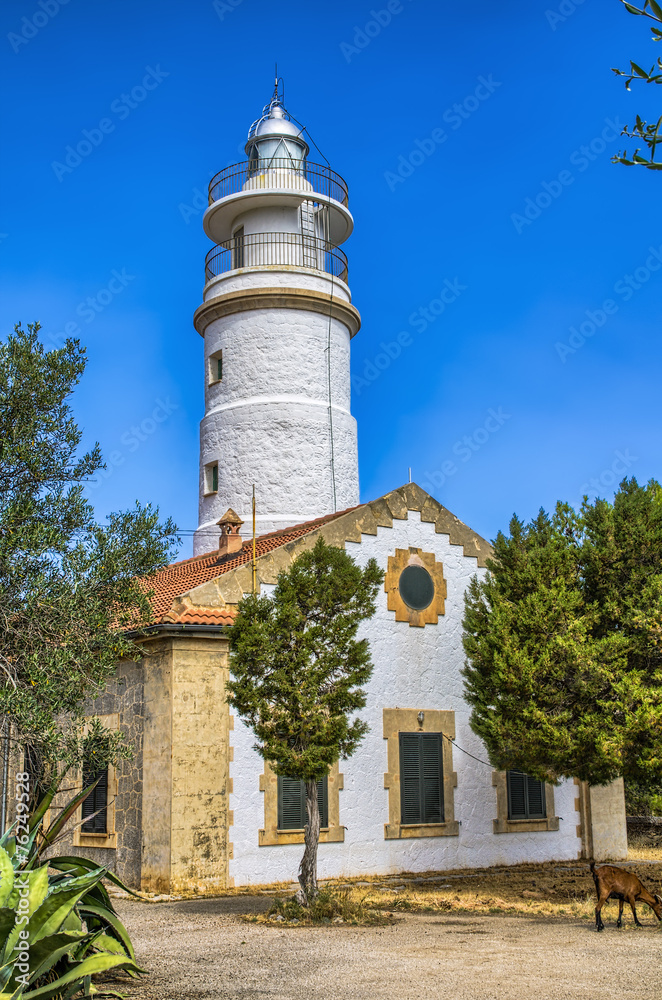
[590,862,662,931]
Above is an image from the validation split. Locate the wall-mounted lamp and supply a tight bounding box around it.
[417,711,425,726]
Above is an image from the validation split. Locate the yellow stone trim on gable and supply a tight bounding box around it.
[169,484,491,621]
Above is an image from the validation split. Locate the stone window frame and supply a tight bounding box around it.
[383,708,459,840]
[73,713,119,850]
[258,761,344,847]
[492,771,559,834]
[203,461,218,496]
[208,348,223,386]
[384,547,447,627]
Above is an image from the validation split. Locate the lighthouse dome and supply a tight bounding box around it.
[245,91,309,162]
[252,107,301,140]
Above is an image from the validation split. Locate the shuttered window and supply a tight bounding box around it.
[81,763,108,833]
[24,745,45,812]
[399,733,444,825]
[277,775,328,830]
[507,770,546,820]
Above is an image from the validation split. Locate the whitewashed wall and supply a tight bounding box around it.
[194,264,359,553]
[229,511,581,885]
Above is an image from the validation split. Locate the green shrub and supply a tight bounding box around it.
[625,780,662,816]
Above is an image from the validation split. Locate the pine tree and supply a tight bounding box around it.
[462,480,662,788]
[227,536,383,903]
[0,324,179,769]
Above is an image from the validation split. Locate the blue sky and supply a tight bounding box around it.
[1,0,660,557]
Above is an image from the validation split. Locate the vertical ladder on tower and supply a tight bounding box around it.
[300,200,318,270]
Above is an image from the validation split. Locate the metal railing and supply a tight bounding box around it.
[208,158,349,207]
[204,232,348,283]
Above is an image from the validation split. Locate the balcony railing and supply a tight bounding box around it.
[205,232,348,284]
[208,159,349,208]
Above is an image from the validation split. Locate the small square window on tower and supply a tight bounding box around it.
[208,349,223,385]
[204,462,218,495]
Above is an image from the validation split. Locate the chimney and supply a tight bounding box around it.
[217,508,244,557]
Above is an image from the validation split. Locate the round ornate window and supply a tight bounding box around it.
[398,564,435,611]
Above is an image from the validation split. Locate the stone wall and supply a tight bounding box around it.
[141,633,232,894]
[56,659,145,888]
[589,779,629,862]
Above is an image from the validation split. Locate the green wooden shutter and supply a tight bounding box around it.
[278,776,305,829]
[217,354,223,381]
[212,464,218,492]
[507,770,546,819]
[400,734,422,824]
[421,734,444,823]
[526,775,546,818]
[318,775,329,829]
[81,763,108,833]
[277,775,329,830]
[24,746,45,811]
[400,733,444,825]
[507,771,527,819]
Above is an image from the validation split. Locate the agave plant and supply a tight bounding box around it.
[0,783,144,999]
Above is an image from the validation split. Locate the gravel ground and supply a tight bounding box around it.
[113,895,662,1000]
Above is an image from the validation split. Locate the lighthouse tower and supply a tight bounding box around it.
[193,84,361,554]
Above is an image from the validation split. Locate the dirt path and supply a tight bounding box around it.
[115,895,662,1000]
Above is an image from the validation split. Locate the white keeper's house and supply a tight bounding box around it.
[66,86,628,894]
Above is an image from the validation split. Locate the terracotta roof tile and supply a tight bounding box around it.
[163,608,236,626]
[144,505,364,626]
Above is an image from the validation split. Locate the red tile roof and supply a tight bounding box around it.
[145,505,364,626]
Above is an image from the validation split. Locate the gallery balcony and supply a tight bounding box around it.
[204,232,349,285]
[203,159,353,246]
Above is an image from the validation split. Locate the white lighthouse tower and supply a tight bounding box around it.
[193,83,361,553]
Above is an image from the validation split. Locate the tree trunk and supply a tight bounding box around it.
[296,779,320,905]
